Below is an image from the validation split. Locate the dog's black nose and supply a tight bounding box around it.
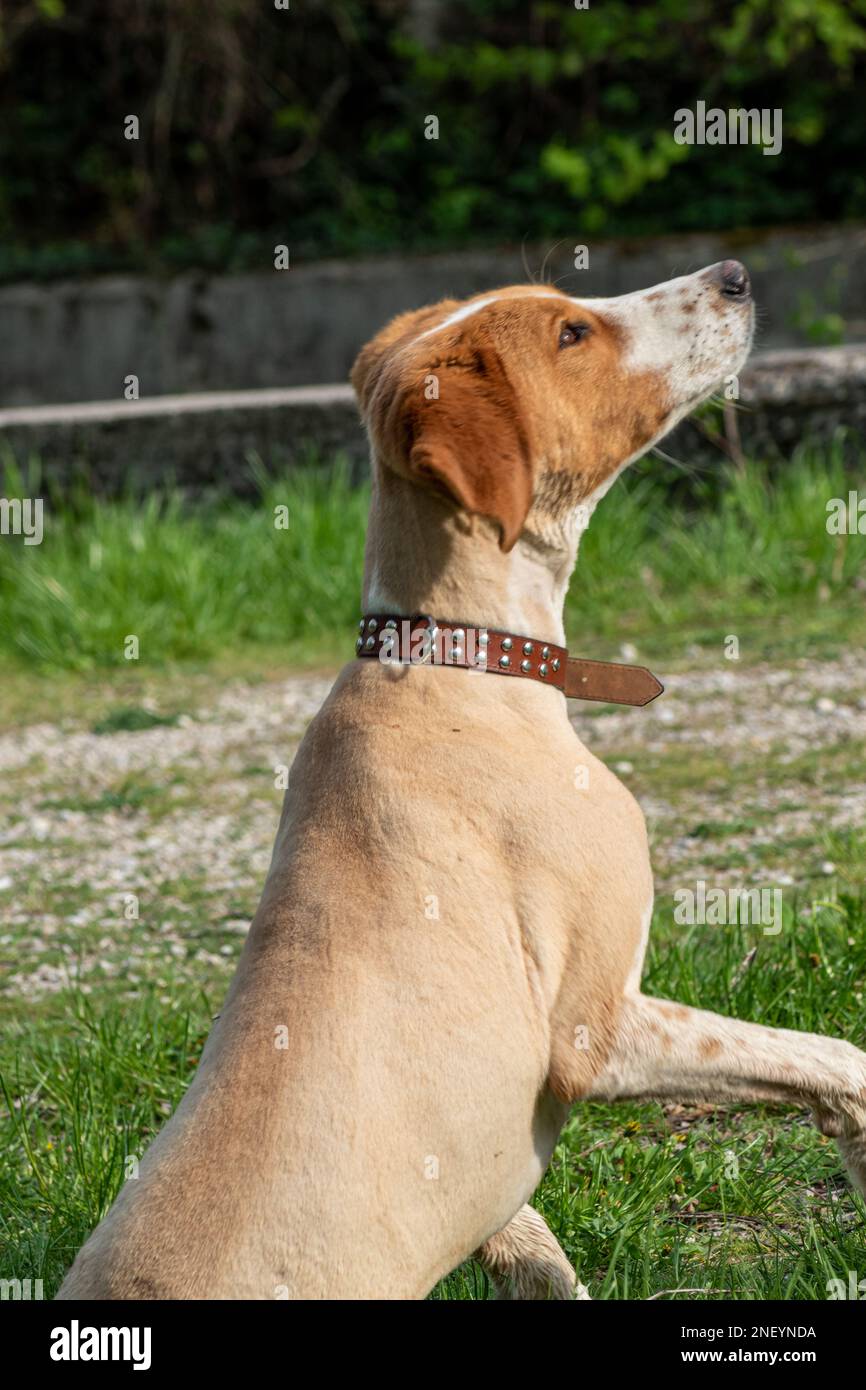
[718,259,751,299]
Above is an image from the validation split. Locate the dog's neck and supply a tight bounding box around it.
[361,465,605,646]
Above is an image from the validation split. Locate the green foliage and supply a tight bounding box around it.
[1,0,866,279]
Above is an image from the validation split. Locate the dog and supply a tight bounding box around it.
[58,262,866,1300]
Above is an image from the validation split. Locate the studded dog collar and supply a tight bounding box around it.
[355,615,664,707]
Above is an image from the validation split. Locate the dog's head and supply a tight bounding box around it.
[351,263,754,552]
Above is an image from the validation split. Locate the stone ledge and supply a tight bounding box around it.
[0,383,354,427]
[0,346,863,494]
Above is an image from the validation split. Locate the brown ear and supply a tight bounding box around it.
[352,307,534,552]
[407,370,533,551]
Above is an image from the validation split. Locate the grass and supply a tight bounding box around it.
[2,899,864,1300]
[0,457,369,673]
[90,707,180,735]
[1,440,865,681]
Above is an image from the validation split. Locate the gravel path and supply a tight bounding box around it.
[1,653,864,1004]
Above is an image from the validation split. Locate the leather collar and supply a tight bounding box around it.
[355,614,663,707]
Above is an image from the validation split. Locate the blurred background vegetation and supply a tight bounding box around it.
[2,0,866,282]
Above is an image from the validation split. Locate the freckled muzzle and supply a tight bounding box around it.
[623,260,755,415]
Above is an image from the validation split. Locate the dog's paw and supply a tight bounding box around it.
[837,1131,866,1201]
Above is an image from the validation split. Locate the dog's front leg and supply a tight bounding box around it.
[475,1204,590,1300]
[585,995,866,1195]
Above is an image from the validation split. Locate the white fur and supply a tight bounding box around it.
[625,898,654,995]
[570,268,748,402]
[415,290,568,340]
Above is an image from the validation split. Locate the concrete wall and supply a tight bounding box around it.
[1,348,863,495]
[2,223,865,407]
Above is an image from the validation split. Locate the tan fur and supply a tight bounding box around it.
[476,1203,589,1300]
[58,267,866,1301]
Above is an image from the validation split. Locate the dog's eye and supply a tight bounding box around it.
[559,322,591,348]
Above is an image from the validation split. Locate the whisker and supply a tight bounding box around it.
[539,239,568,286]
[648,445,713,476]
[520,235,536,285]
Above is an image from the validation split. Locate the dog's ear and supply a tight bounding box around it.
[405,367,533,552]
[354,320,534,552]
